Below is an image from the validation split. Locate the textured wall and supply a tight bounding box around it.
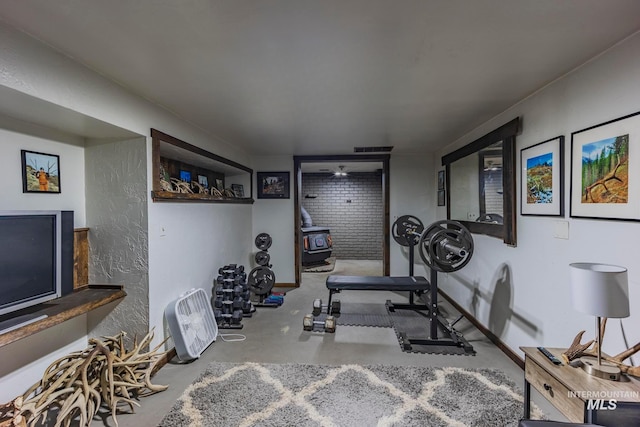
[85,137,149,342]
[302,172,382,260]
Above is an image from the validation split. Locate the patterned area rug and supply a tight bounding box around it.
[160,362,544,426]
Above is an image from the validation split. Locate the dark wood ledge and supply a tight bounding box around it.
[151,190,254,204]
[0,284,126,348]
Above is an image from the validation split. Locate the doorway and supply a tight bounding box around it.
[293,154,390,286]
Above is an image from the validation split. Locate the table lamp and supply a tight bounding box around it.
[569,262,629,381]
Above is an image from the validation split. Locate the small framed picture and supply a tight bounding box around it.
[257,171,290,199]
[197,175,209,188]
[231,184,244,198]
[437,190,446,206]
[21,150,61,193]
[437,170,445,190]
[216,178,224,191]
[179,170,191,183]
[521,136,564,216]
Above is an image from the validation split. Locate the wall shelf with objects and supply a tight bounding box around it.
[151,129,254,204]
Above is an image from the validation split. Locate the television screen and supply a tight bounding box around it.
[0,212,61,315]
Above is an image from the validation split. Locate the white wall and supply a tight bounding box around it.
[0,126,86,225]
[250,155,295,283]
[390,154,437,276]
[435,33,640,360]
[149,202,253,344]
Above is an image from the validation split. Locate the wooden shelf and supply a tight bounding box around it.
[0,285,126,348]
[151,190,254,204]
[151,129,254,204]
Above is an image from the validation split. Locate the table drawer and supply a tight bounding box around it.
[525,358,584,422]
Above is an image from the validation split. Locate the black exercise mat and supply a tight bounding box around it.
[385,301,475,356]
[316,303,393,327]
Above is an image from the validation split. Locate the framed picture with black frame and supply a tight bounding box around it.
[437,170,445,190]
[520,136,564,216]
[257,171,290,199]
[21,150,61,193]
[570,111,639,221]
[231,183,244,198]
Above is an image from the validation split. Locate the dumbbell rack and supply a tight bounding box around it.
[250,233,281,308]
[212,264,253,329]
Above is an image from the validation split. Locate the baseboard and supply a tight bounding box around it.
[438,289,524,370]
[274,282,296,289]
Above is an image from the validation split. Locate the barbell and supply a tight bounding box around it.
[392,216,474,273]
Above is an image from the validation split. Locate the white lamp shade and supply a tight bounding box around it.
[569,263,630,318]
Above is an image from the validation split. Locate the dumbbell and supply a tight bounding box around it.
[232,296,243,310]
[231,310,243,325]
[312,298,341,316]
[213,298,223,309]
[241,300,252,313]
[303,314,336,333]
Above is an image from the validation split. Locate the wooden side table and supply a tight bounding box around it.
[521,347,640,422]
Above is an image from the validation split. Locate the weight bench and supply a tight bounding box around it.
[325,273,474,354]
[325,275,430,312]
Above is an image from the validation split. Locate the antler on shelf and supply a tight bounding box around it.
[562,318,640,378]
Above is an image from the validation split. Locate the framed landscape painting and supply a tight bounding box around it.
[570,111,640,221]
[520,136,564,216]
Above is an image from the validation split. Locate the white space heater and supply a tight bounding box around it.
[165,288,218,361]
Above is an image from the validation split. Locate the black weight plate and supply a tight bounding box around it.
[255,250,271,266]
[255,233,273,250]
[248,266,276,295]
[419,220,474,272]
[392,215,424,247]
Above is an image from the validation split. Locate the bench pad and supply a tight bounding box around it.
[326,275,429,291]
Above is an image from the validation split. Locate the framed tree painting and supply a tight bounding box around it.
[520,136,564,216]
[21,150,61,193]
[570,110,640,220]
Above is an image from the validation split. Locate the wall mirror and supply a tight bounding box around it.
[442,118,519,246]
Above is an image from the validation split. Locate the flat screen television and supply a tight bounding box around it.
[0,210,73,317]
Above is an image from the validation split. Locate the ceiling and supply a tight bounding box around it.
[1,1,639,156]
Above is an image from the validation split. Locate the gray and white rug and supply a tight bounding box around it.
[160,362,544,426]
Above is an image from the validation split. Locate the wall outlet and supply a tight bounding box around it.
[553,220,569,239]
[467,212,478,220]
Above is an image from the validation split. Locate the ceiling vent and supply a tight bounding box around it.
[354,146,393,153]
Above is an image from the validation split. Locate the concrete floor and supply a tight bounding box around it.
[111,260,564,426]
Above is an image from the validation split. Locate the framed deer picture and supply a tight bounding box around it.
[21,150,61,193]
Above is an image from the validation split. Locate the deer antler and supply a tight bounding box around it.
[1,330,168,427]
[562,330,594,364]
[563,319,640,378]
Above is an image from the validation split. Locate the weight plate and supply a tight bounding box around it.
[418,220,474,272]
[255,233,273,250]
[248,266,276,295]
[255,250,271,266]
[392,215,424,247]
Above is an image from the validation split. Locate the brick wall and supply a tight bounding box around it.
[301,172,383,259]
